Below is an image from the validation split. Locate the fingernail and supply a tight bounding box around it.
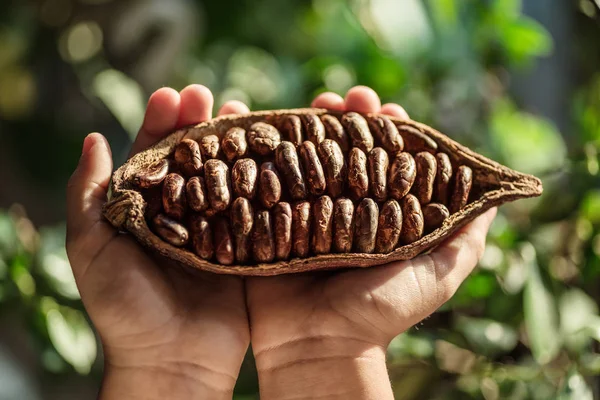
[81,134,95,157]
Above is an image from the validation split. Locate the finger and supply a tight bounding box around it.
[344,86,381,113]
[218,100,250,116]
[129,88,181,157]
[178,84,214,126]
[381,103,410,119]
[311,92,345,111]
[66,133,116,269]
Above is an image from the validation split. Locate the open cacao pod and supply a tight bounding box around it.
[102,108,542,276]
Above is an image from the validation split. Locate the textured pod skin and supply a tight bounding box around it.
[104,108,542,276]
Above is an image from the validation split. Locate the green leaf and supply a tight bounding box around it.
[44,300,96,374]
[559,289,598,352]
[500,19,553,62]
[557,369,593,400]
[492,0,522,19]
[490,99,566,175]
[580,190,600,224]
[455,316,518,357]
[523,251,561,364]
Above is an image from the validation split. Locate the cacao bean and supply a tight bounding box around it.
[248,122,281,155]
[354,198,379,253]
[318,139,346,198]
[302,114,326,144]
[221,127,247,161]
[231,197,254,263]
[299,141,326,196]
[253,210,275,263]
[400,194,424,244]
[434,153,453,204]
[321,114,349,151]
[450,165,473,213]
[282,115,303,146]
[162,173,187,220]
[152,214,189,247]
[369,115,404,153]
[174,139,203,177]
[258,162,282,209]
[275,141,307,200]
[204,159,231,212]
[423,203,449,233]
[397,124,438,153]
[292,201,311,258]
[134,159,169,188]
[368,147,389,202]
[274,202,293,260]
[375,200,402,254]
[312,195,334,254]
[388,152,417,200]
[214,217,234,265]
[412,152,437,205]
[200,135,220,159]
[186,176,208,212]
[347,147,369,200]
[342,112,374,153]
[332,198,354,253]
[231,158,258,199]
[190,215,213,260]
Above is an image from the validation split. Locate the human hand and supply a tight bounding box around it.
[244,86,498,400]
[66,85,253,400]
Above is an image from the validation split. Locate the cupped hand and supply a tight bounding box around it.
[244,87,497,399]
[66,85,251,399]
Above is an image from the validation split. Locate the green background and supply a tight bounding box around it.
[0,0,599,398]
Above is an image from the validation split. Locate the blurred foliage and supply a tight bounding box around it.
[1,0,600,399]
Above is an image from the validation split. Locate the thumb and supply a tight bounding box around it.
[66,133,114,252]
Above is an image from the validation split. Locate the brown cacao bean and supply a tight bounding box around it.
[375,200,402,254]
[332,198,354,253]
[253,210,275,263]
[231,197,254,263]
[312,195,334,254]
[423,203,449,233]
[186,176,208,212]
[248,122,281,155]
[292,201,311,258]
[275,141,307,200]
[214,217,234,265]
[231,158,258,199]
[321,114,349,151]
[274,202,293,260]
[368,147,389,202]
[299,141,326,196]
[200,135,220,159]
[397,124,438,153]
[354,198,379,253]
[162,173,187,220]
[174,139,203,177]
[318,139,346,198]
[342,112,374,153]
[347,147,369,200]
[204,159,231,212]
[450,165,473,213]
[221,127,248,162]
[258,162,282,209]
[388,152,417,200]
[282,115,303,146]
[369,115,404,153]
[134,159,170,188]
[400,194,424,244]
[434,153,453,204]
[412,152,437,205]
[302,114,326,144]
[152,214,189,247]
[190,215,213,260]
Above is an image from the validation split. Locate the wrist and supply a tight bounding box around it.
[254,336,393,400]
[100,361,235,400]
